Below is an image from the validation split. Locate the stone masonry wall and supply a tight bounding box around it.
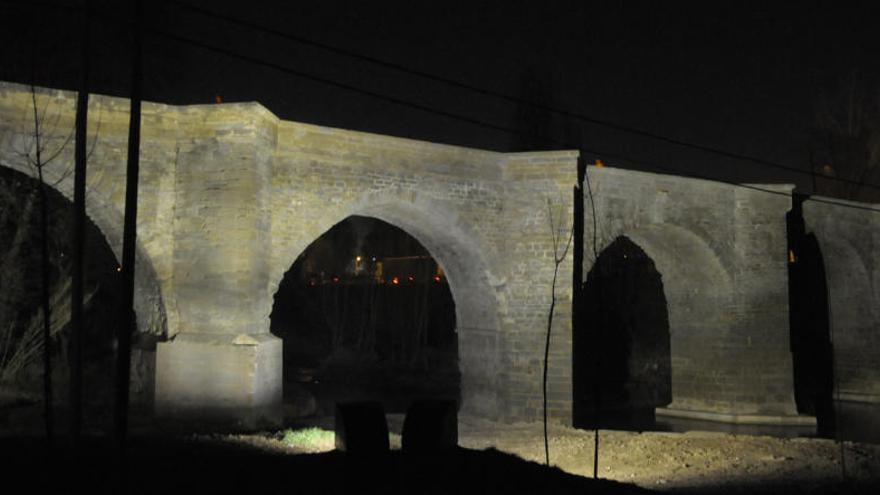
[0,82,170,338]
[0,81,579,423]
[5,81,852,426]
[581,167,801,421]
[267,119,577,421]
[804,197,880,403]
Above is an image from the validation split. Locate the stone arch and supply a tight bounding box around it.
[584,223,733,413]
[574,235,671,429]
[0,160,167,339]
[815,235,874,324]
[269,191,503,416]
[811,233,877,398]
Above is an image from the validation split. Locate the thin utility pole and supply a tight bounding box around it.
[584,161,601,479]
[115,0,143,453]
[571,155,586,472]
[70,0,91,447]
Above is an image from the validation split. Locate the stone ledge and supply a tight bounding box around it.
[656,407,817,426]
[837,392,880,404]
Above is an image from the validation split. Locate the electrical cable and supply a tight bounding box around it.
[2,0,879,215]
[164,0,880,194]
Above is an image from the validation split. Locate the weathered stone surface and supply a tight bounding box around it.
[155,333,282,429]
[803,196,880,404]
[3,81,875,429]
[0,81,576,425]
[582,167,801,423]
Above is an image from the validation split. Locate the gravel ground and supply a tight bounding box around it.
[206,414,880,494]
[456,417,880,493]
[3,394,880,494]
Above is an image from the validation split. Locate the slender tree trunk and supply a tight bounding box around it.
[114,0,143,454]
[30,85,54,442]
[70,0,91,447]
[38,167,53,438]
[543,198,573,466]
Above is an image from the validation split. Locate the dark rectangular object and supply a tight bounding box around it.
[335,401,389,454]
[402,399,458,453]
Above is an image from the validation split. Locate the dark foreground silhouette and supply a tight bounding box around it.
[3,435,652,495]
[3,435,878,494]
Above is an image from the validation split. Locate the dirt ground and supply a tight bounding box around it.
[3,393,880,494]
[456,417,880,493]
[208,414,880,494]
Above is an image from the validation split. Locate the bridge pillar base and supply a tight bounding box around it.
[155,332,282,430]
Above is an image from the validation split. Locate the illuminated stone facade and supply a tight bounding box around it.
[1,81,876,429]
[0,82,574,427]
[582,167,807,424]
[803,198,880,404]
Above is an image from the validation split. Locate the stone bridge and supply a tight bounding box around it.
[1,82,876,429]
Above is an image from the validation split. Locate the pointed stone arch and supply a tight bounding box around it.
[269,192,504,417]
[0,159,168,339]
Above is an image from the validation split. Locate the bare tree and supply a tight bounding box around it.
[811,71,880,202]
[542,195,574,466]
[0,84,76,441]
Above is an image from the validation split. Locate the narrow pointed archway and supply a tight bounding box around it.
[574,236,671,430]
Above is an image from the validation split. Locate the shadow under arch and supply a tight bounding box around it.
[574,235,670,429]
[579,223,733,425]
[787,231,834,435]
[270,193,504,417]
[0,160,168,340]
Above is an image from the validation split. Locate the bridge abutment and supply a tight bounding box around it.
[155,333,282,429]
[154,104,283,428]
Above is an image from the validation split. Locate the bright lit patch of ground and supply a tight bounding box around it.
[208,416,880,493]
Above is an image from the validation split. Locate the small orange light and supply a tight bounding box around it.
[215,95,223,104]
[789,249,797,263]
[595,159,605,168]
[391,277,399,285]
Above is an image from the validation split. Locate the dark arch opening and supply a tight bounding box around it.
[787,203,835,437]
[574,235,671,430]
[0,166,134,432]
[270,215,459,418]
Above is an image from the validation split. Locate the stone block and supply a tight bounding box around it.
[155,332,282,429]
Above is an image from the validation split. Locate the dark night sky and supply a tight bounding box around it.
[1,0,878,193]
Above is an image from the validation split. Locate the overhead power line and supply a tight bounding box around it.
[1,0,878,214]
[165,0,880,194]
[143,27,880,214]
